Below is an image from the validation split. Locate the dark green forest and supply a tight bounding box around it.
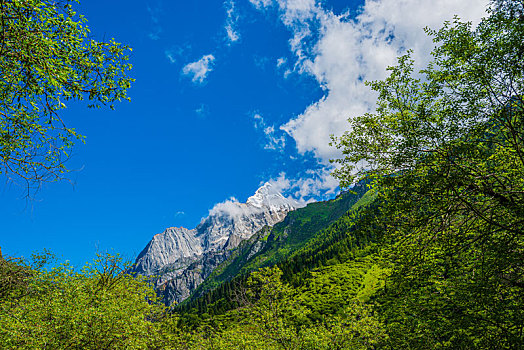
[1,0,524,348]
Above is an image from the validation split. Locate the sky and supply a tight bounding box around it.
[1,0,488,266]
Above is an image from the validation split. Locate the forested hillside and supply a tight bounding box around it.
[1,0,523,348]
[180,180,370,309]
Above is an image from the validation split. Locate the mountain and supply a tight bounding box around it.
[132,183,302,304]
[178,181,372,313]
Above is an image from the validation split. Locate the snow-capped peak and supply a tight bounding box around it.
[246,182,300,210]
[133,181,306,305]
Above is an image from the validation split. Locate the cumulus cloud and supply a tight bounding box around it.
[208,197,253,217]
[251,0,488,163]
[225,0,241,43]
[266,169,339,203]
[265,172,292,194]
[182,54,216,83]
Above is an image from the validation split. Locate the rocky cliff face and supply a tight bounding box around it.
[132,183,301,305]
[134,227,201,277]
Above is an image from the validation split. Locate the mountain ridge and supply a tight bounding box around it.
[179,181,371,310]
[132,182,302,304]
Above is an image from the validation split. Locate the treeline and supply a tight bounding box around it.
[0,250,386,349]
[0,252,172,349]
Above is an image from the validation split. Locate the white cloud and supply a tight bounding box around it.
[264,125,275,135]
[208,197,252,217]
[265,136,286,151]
[165,51,176,64]
[226,25,240,43]
[253,113,286,151]
[249,0,273,10]
[266,169,339,203]
[276,57,287,68]
[253,113,264,127]
[251,0,488,163]
[182,54,216,83]
[265,172,291,193]
[225,0,241,43]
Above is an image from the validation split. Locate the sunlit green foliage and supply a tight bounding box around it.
[173,266,387,350]
[333,0,524,347]
[0,253,166,349]
[0,0,132,189]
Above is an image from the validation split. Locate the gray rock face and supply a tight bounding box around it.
[134,227,202,277]
[132,183,302,305]
[158,250,230,304]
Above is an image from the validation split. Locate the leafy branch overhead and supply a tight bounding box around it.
[0,0,133,190]
[332,0,524,187]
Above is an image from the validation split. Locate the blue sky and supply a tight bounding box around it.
[1,0,487,266]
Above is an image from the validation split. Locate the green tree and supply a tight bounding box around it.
[298,301,387,350]
[0,249,35,302]
[0,252,170,349]
[238,266,301,349]
[185,266,387,350]
[0,0,132,190]
[333,0,524,347]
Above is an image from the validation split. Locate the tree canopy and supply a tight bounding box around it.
[333,0,523,186]
[0,0,132,191]
[0,252,171,349]
[333,0,524,347]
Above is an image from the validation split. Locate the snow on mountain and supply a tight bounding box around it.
[246,182,301,210]
[132,182,301,304]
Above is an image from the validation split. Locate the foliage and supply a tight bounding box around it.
[0,252,167,349]
[237,266,305,348]
[0,0,132,190]
[173,266,387,350]
[333,0,524,347]
[0,249,52,302]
